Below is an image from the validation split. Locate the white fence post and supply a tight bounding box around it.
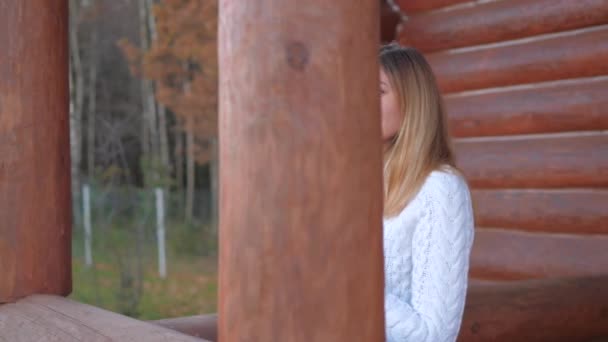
[155,187,167,278]
[82,183,93,267]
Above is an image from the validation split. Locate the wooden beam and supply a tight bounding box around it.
[395,0,469,14]
[153,315,218,341]
[0,0,71,302]
[472,189,608,235]
[446,77,608,138]
[218,1,384,341]
[0,295,207,341]
[428,26,608,93]
[470,228,608,281]
[400,0,608,52]
[455,132,608,189]
[459,277,608,341]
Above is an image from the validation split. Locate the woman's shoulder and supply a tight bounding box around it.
[413,167,475,234]
[416,166,471,206]
[385,166,471,222]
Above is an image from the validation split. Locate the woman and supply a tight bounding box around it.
[380,43,475,342]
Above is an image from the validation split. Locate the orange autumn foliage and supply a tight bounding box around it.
[120,0,218,163]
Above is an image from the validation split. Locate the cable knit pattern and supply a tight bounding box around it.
[383,170,475,342]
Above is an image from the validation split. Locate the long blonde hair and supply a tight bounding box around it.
[381,44,457,217]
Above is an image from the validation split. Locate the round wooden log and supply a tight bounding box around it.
[218,1,385,341]
[473,189,608,236]
[428,26,608,93]
[459,277,608,341]
[446,77,608,138]
[400,0,608,52]
[0,1,71,302]
[381,0,402,43]
[153,315,218,341]
[470,228,608,281]
[455,132,608,189]
[395,0,469,14]
[472,189,608,235]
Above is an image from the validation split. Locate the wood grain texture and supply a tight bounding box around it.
[445,77,608,137]
[153,315,218,341]
[400,0,608,52]
[395,0,470,13]
[455,132,608,189]
[0,0,71,302]
[428,25,608,93]
[470,228,608,281]
[218,1,385,341]
[0,295,207,341]
[472,189,608,235]
[459,277,608,342]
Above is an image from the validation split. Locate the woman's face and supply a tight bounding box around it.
[380,68,403,142]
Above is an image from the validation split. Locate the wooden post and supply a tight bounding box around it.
[0,1,71,302]
[218,1,384,340]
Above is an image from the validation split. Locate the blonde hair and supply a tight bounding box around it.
[380,44,457,217]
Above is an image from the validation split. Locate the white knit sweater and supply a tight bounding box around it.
[383,170,475,342]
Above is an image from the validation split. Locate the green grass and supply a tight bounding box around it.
[69,220,218,320]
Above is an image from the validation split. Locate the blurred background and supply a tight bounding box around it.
[68,0,219,319]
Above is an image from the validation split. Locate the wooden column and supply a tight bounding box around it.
[0,1,71,302]
[218,1,384,340]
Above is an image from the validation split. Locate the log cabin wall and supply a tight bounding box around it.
[394,0,608,282]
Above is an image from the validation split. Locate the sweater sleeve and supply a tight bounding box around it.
[385,178,474,342]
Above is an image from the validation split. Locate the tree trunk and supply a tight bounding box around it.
[209,138,218,230]
[138,0,158,181]
[175,128,184,194]
[87,27,98,178]
[185,118,195,223]
[158,104,170,178]
[148,0,171,182]
[145,83,159,162]
[69,0,85,222]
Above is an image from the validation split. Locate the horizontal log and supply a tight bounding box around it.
[381,0,401,43]
[445,77,608,138]
[153,314,218,341]
[468,279,504,287]
[459,276,608,342]
[428,25,608,93]
[400,0,608,52]
[395,0,469,13]
[455,132,608,189]
[470,228,608,281]
[472,189,608,235]
[0,295,207,341]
